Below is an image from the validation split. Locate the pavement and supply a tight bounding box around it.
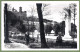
[4,40,30,49]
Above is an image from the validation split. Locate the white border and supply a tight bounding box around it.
[1,1,79,51]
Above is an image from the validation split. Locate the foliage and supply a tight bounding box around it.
[71,23,77,32]
[53,21,77,37]
[70,23,77,38]
[45,23,53,34]
[7,11,27,33]
[53,22,61,36]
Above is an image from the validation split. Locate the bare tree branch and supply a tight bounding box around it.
[42,3,51,16]
[43,11,51,16]
[42,4,50,12]
[27,6,37,16]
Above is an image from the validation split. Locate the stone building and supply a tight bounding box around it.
[12,7,27,20]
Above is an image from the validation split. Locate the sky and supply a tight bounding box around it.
[2,1,79,24]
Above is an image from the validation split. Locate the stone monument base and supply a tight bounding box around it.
[62,35,72,41]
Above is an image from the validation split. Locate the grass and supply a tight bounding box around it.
[9,37,77,48]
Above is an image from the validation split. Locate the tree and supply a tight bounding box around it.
[4,3,11,43]
[36,3,49,48]
[71,23,77,42]
[52,21,65,36]
[60,21,65,36]
[53,22,60,36]
[28,6,37,38]
[71,23,77,33]
[45,22,53,35]
[69,3,77,34]
[4,4,30,44]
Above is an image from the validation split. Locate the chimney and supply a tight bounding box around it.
[12,7,14,11]
[19,7,22,12]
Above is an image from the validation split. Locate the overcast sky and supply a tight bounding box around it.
[2,1,79,25]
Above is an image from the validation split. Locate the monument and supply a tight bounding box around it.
[63,6,72,40]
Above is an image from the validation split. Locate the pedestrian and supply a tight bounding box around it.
[56,32,62,43]
[25,32,29,45]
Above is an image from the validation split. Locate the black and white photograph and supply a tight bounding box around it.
[1,1,79,50]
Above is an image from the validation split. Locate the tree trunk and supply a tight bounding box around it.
[4,3,11,43]
[36,3,49,48]
[32,16,34,38]
[25,17,29,45]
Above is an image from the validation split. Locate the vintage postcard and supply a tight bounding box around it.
[1,1,79,51]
